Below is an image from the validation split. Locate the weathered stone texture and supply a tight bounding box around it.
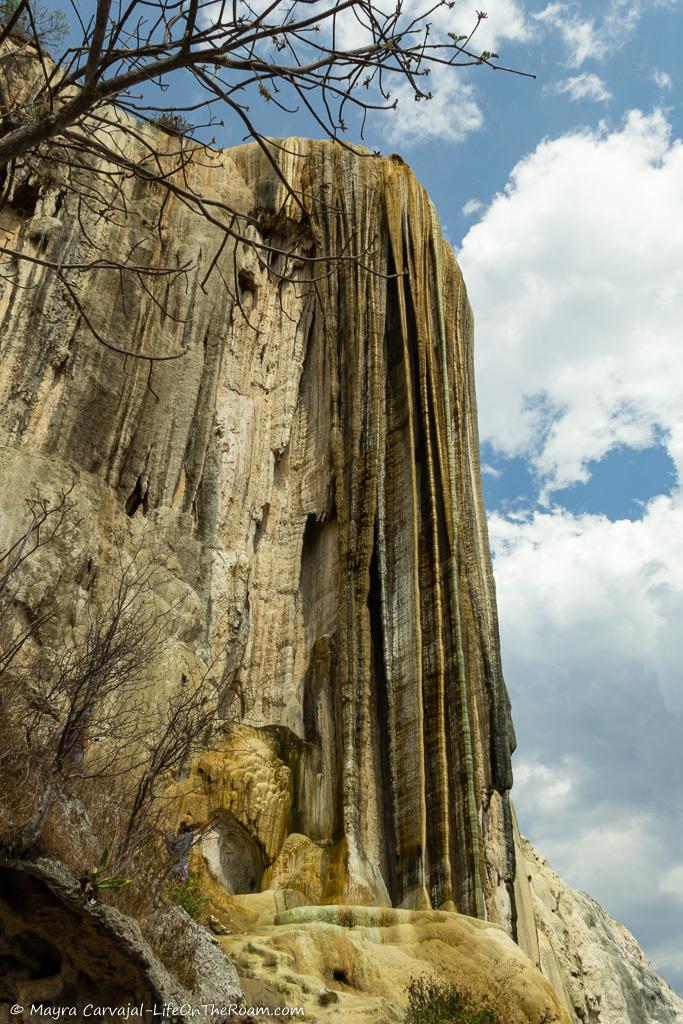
[217,901,572,1024]
[0,130,516,925]
[516,835,683,1024]
[0,857,242,1016]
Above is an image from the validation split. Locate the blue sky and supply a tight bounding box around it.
[70,0,683,996]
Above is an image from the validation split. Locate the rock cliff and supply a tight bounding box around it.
[0,129,516,926]
[517,836,683,1024]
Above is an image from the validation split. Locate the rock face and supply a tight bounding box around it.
[0,857,242,1017]
[516,837,683,1024]
[0,131,517,928]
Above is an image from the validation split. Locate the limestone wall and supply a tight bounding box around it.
[0,126,517,927]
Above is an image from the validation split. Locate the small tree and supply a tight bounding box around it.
[0,484,75,678]
[0,497,219,858]
[0,486,76,852]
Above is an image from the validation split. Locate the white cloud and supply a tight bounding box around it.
[459,109,683,493]
[535,0,641,66]
[489,500,683,978]
[334,0,529,56]
[490,497,683,717]
[378,0,530,146]
[441,0,531,50]
[514,757,577,814]
[481,461,502,477]
[554,72,612,101]
[462,198,485,217]
[539,816,665,909]
[383,69,484,147]
[653,68,673,89]
[535,3,599,65]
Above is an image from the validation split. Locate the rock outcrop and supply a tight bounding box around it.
[219,901,571,1023]
[0,856,242,1018]
[0,128,516,927]
[516,837,683,1024]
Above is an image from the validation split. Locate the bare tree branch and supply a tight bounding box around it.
[0,1,533,358]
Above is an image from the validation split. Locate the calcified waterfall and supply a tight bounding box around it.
[0,131,517,928]
[5,116,682,1024]
[261,141,518,918]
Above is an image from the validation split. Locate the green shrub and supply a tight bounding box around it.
[406,976,503,1024]
[168,869,209,921]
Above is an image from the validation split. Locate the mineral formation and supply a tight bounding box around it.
[0,131,517,928]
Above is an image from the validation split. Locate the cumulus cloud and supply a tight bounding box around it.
[554,72,612,101]
[382,70,484,146]
[514,757,577,815]
[440,0,531,50]
[488,498,683,984]
[490,498,683,718]
[535,0,641,66]
[334,0,529,57]
[459,108,683,494]
[378,0,530,146]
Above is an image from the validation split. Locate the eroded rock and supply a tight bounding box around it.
[0,857,242,1018]
[219,901,571,1024]
[0,133,516,923]
[517,837,683,1024]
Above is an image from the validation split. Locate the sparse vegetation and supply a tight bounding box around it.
[151,113,194,138]
[0,490,221,987]
[406,977,561,1024]
[169,868,210,921]
[406,977,503,1024]
[0,491,219,857]
[80,846,131,898]
[146,910,200,990]
[0,0,67,48]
